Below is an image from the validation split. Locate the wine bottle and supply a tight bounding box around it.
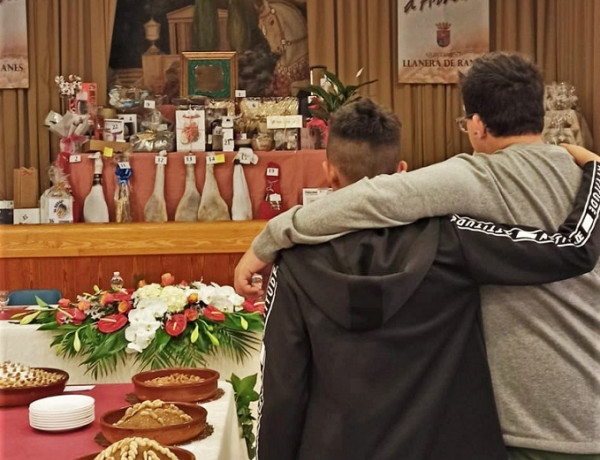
[83,157,109,223]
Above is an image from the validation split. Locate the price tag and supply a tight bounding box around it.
[155,155,167,165]
[103,147,114,158]
[69,154,81,163]
[206,154,226,165]
[266,167,279,177]
[235,89,247,98]
[184,154,197,165]
[144,99,156,109]
[118,161,131,169]
[238,148,254,165]
[269,193,282,202]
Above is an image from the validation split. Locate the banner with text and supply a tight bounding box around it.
[0,0,29,89]
[397,0,489,84]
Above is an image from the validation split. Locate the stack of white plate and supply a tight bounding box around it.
[29,394,95,431]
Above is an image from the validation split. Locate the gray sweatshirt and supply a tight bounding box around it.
[252,143,600,454]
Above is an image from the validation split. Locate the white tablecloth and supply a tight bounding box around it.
[185,380,250,460]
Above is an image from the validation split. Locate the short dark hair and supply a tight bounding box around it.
[460,52,545,137]
[327,98,401,183]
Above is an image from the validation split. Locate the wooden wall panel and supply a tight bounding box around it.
[0,221,262,299]
[0,253,244,300]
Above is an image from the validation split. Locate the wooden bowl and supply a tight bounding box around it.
[132,368,219,403]
[100,402,207,446]
[0,368,69,407]
[76,445,195,460]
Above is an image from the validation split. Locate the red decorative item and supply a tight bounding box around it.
[56,151,81,222]
[306,117,328,148]
[97,314,128,333]
[161,273,176,286]
[258,162,283,220]
[56,307,86,326]
[243,299,265,315]
[165,314,188,336]
[184,308,199,322]
[203,305,225,322]
[57,298,70,308]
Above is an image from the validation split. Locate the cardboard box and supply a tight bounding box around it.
[83,139,131,153]
[0,201,14,225]
[13,208,40,225]
[13,168,39,208]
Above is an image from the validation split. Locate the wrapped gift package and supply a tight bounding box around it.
[13,168,39,208]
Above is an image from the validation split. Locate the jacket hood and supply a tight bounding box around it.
[279,219,440,331]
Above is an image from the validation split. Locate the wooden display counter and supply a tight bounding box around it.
[0,220,266,298]
[1,150,327,297]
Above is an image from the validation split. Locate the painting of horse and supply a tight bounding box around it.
[256,0,309,96]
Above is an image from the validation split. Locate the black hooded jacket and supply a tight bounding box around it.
[257,162,600,460]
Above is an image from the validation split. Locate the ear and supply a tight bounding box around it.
[322,160,342,190]
[471,114,487,138]
[397,160,408,173]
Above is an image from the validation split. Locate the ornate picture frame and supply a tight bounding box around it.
[181,51,238,99]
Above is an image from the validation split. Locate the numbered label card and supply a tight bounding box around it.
[69,154,82,163]
[118,161,131,170]
[206,153,226,165]
[155,155,168,165]
[184,154,197,165]
[237,147,257,165]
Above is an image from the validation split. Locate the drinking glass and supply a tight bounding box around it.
[0,290,9,312]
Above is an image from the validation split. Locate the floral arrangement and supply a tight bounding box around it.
[304,68,377,122]
[54,74,83,114]
[13,273,265,378]
[54,74,83,98]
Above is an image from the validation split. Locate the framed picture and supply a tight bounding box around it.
[181,52,237,99]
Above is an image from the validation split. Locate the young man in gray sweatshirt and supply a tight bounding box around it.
[237,52,600,459]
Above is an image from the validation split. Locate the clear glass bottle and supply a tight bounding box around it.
[110,271,124,291]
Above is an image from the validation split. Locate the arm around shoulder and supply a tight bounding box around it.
[457,161,600,285]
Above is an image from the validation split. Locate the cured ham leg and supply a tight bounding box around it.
[175,162,201,221]
[197,163,230,221]
[144,151,168,223]
[83,157,109,223]
[231,159,253,221]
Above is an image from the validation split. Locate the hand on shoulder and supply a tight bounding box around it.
[560,143,600,167]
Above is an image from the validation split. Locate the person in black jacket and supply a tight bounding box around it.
[256,98,600,460]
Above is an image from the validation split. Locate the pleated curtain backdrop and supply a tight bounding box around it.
[306,0,599,170]
[0,0,598,199]
[0,0,116,200]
